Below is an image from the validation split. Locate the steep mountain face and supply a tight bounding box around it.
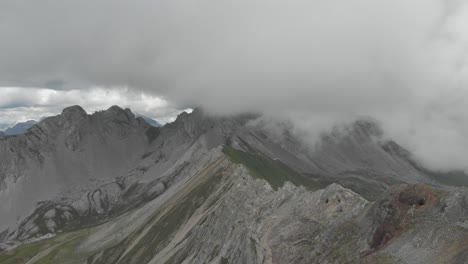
[0,107,467,264]
[0,106,152,238]
[2,120,37,136]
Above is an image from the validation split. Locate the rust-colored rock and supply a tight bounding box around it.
[368,184,443,250]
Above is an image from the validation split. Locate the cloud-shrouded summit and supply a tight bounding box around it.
[1,0,468,171]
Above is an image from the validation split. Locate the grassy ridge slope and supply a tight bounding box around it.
[223,146,321,191]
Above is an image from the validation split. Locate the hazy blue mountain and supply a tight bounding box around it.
[135,114,162,127]
[3,120,37,135]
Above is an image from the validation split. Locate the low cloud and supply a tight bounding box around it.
[1,0,468,171]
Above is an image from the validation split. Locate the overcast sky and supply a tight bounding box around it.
[1,0,468,171]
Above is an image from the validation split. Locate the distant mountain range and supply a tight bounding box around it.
[0,114,161,137]
[0,105,467,263]
[1,120,37,136]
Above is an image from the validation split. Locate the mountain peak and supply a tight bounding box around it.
[106,105,126,113]
[351,117,383,137]
[96,105,136,123]
[61,105,87,120]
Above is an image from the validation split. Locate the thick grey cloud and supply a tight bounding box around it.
[1,0,468,171]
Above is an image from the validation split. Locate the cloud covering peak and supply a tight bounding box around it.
[1,0,468,170]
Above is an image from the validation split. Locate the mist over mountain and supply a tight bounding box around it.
[0,105,467,263]
[1,0,468,263]
[1,0,468,173]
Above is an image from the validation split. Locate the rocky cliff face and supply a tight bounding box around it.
[0,107,467,264]
[0,105,152,237]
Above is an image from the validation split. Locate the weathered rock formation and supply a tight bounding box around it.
[0,106,467,264]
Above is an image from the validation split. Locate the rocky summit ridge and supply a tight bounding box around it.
[0,106,467,264]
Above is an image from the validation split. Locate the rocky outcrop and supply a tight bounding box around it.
[1,106,467,264]
[363,184,442,251]
[2,147,466,263]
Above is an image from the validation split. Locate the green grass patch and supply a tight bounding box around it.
[0,240,51,264]
[33,228,93,264]
[0,228,93,264]
[223,146,319,191]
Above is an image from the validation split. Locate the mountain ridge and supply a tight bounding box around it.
[0,105,467,264]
